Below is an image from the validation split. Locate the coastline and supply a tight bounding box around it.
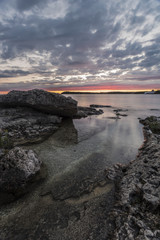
[0,90,160,240]
[107,119,160,239]
[0,116,159,240]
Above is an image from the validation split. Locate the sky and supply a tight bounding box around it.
[0,0,160,93]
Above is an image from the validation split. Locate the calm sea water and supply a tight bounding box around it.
[1,94,159,237]
[64,94,160,165]
[29,94,160,177]
[65,93,160,111]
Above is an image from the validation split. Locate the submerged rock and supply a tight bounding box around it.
[113,108,128,118]
[90,104,112,108]
[0,89,77,118]
[113,108,128,112]
[0,147,42,205]
[74,106,103,118]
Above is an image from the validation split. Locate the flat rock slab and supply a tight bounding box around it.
[0,107,61,146]
[0,89,77,118]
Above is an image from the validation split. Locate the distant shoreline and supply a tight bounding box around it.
[62,91,160,94]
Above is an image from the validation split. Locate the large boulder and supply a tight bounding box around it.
[0,89,77,118]
[0,147,42,204]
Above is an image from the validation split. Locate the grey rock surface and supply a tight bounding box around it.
[107,117,160,240]
[74,106,103,118]
[0,147,42,204]
[0,107,61,146]
[0,89,77,118]
[140,116,160,134]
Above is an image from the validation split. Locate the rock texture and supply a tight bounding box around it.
[0,147,42,205]
[106,116,160,240]
[140,116,160,134]
[0,89,77,118]
[0,107,61,146]
[0,112,159,239]
[74,106,103,118]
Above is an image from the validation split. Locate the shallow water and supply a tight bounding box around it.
[1,94,160,240]
[70,94,160,162]
[26,94,160,178]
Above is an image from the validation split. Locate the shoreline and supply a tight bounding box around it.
[106,121,160,239]
[0,117,159,239]
[0,90,159,240]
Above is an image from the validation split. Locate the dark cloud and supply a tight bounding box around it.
[0,70,30,78]
[16,0,47,11]
[129,15,145,25]
[0,0,160,91]
[125,75,160,81]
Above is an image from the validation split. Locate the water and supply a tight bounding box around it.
[1,94,160,239]
[29,94,160,178]
[65,93,160,110]
[68,94,160,164]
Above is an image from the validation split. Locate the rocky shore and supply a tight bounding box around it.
[0,89,103,204]
[106,116,160,240]
[0,89,160,240]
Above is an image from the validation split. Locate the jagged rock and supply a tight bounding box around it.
[110,116,160,240]
[0,107,61,146]
[0,89,77,118]
[140,116,160,134]
[0,147,42,205]
[74,106,103,118]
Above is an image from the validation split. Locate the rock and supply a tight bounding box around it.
[90,104,112,108]
[150,109,160,111]
[0,147,42,204]
[0,89,77,118]
[0,107,62,146]
[118,113,128,117]
[0,149,6,159]
[113,108,128,112]
[74,106,103,118]
[113,108,128,118]
[109,116,160,239]
[140,116,160,134]
[107,117,119,119]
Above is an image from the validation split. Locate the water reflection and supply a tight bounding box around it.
[65,93,160,111]
[29,94,160,176]
[74,110,143,165]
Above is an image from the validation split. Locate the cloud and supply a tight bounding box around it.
[0,0,160,91]
[16,0,46,11]
[0,70,30,78]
